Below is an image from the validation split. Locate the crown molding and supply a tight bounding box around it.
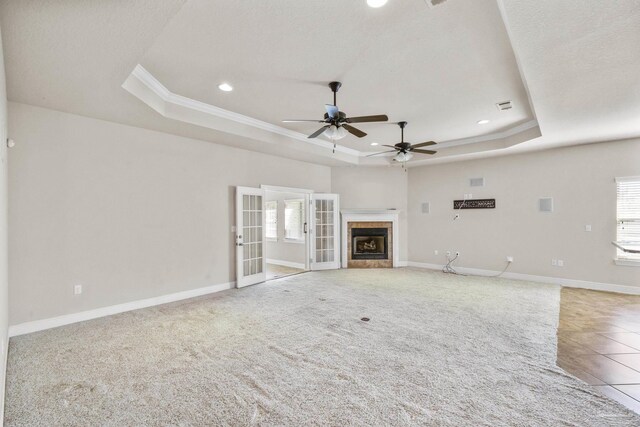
[125,65,361,162]
[434,120,539,150]
[123,64,541,166]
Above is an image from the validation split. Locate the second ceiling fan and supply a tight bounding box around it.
[367,121,437,164]
[283,82,389,142]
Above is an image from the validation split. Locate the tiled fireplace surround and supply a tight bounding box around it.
[341,209,400,268]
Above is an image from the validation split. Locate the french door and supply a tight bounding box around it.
[310,194,340,270]
[236,187,266,287]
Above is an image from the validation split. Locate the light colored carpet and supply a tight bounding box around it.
[5,268,640,426]
[266,263,304,281]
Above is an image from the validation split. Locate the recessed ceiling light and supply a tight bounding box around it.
[367,0,388,8]
[371,142,379,146]
[218,83,233,92]
[477,119,490,125]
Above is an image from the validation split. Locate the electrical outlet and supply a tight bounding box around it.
[434,250,438,255]
[506,256,514,263]
[557,260,564,267]
[74,284,82,295]
[585,225,592,232]
[446,251,451,257]
[552,259,557,266]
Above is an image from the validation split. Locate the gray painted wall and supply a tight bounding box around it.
[331,166,408,262]
[6,98,640,334]
[408,139,640,287]
[7,103,331,325]
[0,24,9,421]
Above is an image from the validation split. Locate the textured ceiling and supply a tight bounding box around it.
[140,0,533,152]
[499,0,640,149]
[0,0,638,166]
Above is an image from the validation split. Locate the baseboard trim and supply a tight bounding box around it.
[266,259,305,269]
[397,260,409,267]
[8,281,235,337]
[406,261,640,295]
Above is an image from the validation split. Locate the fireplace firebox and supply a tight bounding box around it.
[351,228,388,260]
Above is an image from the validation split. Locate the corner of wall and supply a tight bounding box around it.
[0,22,9,425]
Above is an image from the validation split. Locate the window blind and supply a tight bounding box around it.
[284,199,304,241]
[616,176,640,260]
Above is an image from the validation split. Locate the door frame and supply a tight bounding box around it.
[261,185,314,271]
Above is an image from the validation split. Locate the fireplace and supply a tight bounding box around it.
[341,210,399,269]
[351,228,388,260]
[344,219,394,268]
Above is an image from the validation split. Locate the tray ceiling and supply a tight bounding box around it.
[1,0,638,166]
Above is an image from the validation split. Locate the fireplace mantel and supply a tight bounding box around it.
[340,209,400,268]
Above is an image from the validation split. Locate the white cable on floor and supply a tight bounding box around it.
[442,253,465,275]
[486,261,512,278]
[442,254,512,278]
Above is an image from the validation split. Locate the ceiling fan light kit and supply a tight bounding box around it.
[394,151,413,162]
[324,124,348,140]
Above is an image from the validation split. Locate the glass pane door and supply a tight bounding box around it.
[236,187,266,287]
[311,194,340,270]
[315,199,335,263]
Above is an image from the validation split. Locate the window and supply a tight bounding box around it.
[616,176,640,262]
[265,201,277,241]
[284,199,305,242]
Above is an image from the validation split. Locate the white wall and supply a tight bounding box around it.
[331,166,408,262]
[265,190,306,267]
[0,24,9,423]
[7,103,331,325]
[408,138,640,288]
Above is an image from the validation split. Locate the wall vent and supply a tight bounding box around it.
[421,202,430,214]
[424,0,449,8]
[469,177,485,187]
[539,197,554,213]
[496,101,513,111]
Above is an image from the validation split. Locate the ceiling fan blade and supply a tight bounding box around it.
[366,149,397,157]
[308,125,330,139]
[342,124,367,138]
[282,119,326,123]
[411,149,437,155]
[325,104,339,119]
[346,114,389,123]
[382,144,398,149]
[411,141,437,148]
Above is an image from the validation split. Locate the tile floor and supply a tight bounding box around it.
[557,287,640,413]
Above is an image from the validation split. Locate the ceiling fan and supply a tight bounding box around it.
[283,81,389,151]
[367,121,437,165]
